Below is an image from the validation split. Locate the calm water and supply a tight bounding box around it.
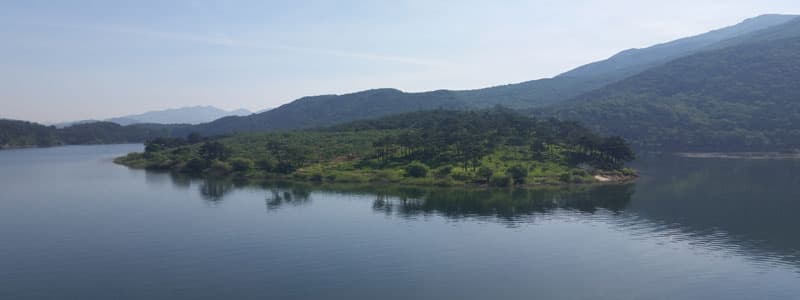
[1,145,799,299]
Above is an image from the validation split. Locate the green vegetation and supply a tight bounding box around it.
[0,120,181,149]
[544,36,800,151]
[0,120,59,148]
[116,109,636,187]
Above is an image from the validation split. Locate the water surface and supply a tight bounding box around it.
[0,145,798,299]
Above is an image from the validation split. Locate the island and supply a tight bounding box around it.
[115,109,637,187]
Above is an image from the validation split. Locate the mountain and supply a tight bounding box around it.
[9,14,800,151]
[460,14,799,109]
[544,35,800,151]
[558,14,798,80]
[106,106,252,125]
[180,89,468,136]
[53,106,253,128]
[178,15,798,136]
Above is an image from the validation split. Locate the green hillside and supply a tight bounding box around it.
[179,15,797,136]
[545,36,800,151]
[180,89,468,136]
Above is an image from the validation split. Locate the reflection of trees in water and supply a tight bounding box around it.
[370,184,634,222]
[199,179,235,202]
[197,177,250,202]
[627,156,800,269]
[169,173,192,189]
[264,183,312,211]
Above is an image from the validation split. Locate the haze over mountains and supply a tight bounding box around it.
[55,106,252,127]
[171,14,800,152]
[5,14,800,151]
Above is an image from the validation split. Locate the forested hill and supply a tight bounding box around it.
[179,89,468,136]
[176,14,797,137]
[0,120,59,148]
[0,120,181,149]
[544,36,800,151]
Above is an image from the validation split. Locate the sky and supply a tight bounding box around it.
[1,0,800,123]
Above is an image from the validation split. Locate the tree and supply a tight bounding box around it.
[506,165,528,185]
[405,161,429,178]
[230,158,254,172]
[597,136,635,169]
[477,166,494,183]
[187,132,203,144]
[182,158,208,173]
[200,141,231,161]
[489,174,511,187]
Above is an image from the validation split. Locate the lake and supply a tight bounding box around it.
[1,144,799,299]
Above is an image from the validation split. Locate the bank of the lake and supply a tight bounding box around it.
[114,152,638,189]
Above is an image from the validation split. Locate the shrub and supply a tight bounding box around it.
[433,165,453,178]
[450,169,470,181]
[506,165,528,185]
[371,170,395,182]
[333,173,367,183]
[559,173,572,183]
[621,168,637,176]
[144,143,163,153]
[199,141,231,161]
[230,158,255,172]
[477,166,494,183]
[405,162,429,178]
[571,169,589,177]
[209,160,232,174]
[256,158,275,172]
[143,152,171,169]
[274,161,296,174]
[182,158,208,173]
[434,178,455,187]
[309,173,324,182]
[325,174,337,182]
[489,174,511,187]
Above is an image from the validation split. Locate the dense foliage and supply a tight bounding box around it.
[0,120,179,149]
[0,120,59,148]
[544,36,800,151]
[117,109,636,187]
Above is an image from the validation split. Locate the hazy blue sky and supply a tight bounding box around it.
[2,0,799,123]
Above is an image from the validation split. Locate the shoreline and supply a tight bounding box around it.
[678,152,800,160]
[114,157,637,189]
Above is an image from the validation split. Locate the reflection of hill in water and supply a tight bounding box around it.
[624,155,800,269]
[368,185,634,222]
[250,183,635,222]
[142,156,800,268]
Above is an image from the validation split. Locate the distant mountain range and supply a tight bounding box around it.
[6,14,800,151]
[55,106,252,127]
[174,14,800,151]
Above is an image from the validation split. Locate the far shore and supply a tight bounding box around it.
[678,152,800,160]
